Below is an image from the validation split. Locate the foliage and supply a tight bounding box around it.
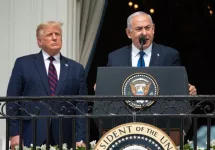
[14,140,97,150]
[177,140,215,150]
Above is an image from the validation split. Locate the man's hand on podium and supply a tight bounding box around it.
[94,83,96,91]
[189,84,197,95]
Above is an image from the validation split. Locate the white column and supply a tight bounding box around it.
[0,0,72,149]
[0,0,69,95]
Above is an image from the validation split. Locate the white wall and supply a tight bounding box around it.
[0,0,70,95]
[0,0,75,149]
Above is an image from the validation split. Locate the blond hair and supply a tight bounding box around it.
[36,21,63,37]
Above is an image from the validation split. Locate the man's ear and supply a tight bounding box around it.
[37,38,42,47]
[152,23,155,35]
[125,28,132,39]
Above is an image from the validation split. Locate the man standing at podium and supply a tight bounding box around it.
[107,11,197,95]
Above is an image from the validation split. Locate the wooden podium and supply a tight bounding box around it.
[163,128,181,146]
[94,67,190,147]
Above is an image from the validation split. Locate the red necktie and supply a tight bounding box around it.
[48,56,58,96]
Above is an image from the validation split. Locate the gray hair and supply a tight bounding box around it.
[127,11,153,31]
[36,21,63,37]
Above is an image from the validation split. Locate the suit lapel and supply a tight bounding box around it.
[125,45,132,66]
[55,55,69,95]
[34,51,50,95]
[149,43,161,66]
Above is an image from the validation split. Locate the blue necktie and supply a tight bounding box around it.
[48,56,58,96]
[137,51,145,67]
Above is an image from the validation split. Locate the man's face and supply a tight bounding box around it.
[126,14,155,50]
[37,25,62,56]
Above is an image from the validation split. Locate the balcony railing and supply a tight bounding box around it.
[1,95,215,150]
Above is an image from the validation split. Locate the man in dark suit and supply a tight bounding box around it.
[107,11,197,95]
[7,21,87,149]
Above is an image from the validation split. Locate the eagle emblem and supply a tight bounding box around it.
[130,81,151,96]
[122,73,159,109]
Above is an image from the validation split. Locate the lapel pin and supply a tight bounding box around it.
[65,64,68,67]
[157,53,160,57]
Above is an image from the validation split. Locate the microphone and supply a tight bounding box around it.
[139,34,146,51]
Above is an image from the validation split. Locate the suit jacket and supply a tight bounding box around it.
[106,43,192,133]
[107,43,181,67]
[7,51,88,147]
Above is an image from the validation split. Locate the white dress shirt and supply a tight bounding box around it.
[131,43,152,67]
[42,50,60,80]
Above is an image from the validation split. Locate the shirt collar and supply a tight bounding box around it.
[132,43,152,56]
[42,50,60,62]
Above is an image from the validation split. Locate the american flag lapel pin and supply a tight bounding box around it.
[65,64,68,67]
[157,53,160,57]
